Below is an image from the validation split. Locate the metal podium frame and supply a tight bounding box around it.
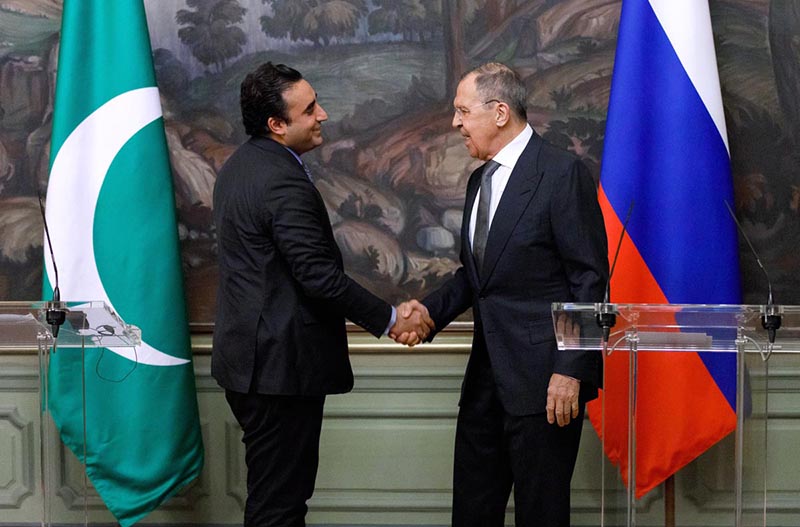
[552,302,800,527]
[0,301,140,527]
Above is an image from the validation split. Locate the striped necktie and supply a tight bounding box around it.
[301,162,314,183]
[472,160,500,274]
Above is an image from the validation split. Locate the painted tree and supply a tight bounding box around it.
[153,48,190,100]
[441,0,505,98]
[418,0,443,40]
[442,0,466,98]
[176,0,247,73]
[261,0,368,46]
[768,0,800,145]
[368,0,430,41]
[478,0,527,31]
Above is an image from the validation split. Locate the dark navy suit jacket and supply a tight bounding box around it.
[212,136,392,396]
[424,130,609,416]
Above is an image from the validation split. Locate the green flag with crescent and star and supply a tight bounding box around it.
[43,1,204,525]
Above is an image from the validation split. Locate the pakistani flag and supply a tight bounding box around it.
[43,1,204,525]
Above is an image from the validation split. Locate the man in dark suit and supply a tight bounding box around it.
[417,62,608,526]
[212,62,432,527]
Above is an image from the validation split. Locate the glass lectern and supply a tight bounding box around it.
[552,303,800,527]
[0,301,140,527]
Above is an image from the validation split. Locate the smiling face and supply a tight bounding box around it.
[268,79,328,155]
[451,74,503,161]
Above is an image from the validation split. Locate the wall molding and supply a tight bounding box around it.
[0,406,34,508]
[1,342,799,525]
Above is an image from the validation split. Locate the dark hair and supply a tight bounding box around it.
[467,62,528,121]
[240,62,303,137]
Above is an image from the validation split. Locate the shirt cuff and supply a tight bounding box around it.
[383,306,397,336]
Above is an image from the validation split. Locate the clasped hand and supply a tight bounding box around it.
[388,300,435,347]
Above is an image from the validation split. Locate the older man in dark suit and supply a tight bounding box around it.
[411,62,609,526]
[212,62,432,527]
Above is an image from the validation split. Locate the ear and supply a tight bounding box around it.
[495,102,511,128]
[267,116,287,136]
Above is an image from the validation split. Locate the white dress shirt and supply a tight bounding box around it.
[469,124,533,248]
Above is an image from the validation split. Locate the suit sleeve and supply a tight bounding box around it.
[550,159,609,382]
[421,169,481,340]
[422,264,473,341]
[551,160,609,302]
[269,174,392,337]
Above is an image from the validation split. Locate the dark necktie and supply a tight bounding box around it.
[301,162,314,183]
[472,160,500,273]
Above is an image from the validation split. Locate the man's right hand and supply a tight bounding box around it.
[389,300,435,346]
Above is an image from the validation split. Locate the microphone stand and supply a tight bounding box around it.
[596,200,634,349]
[594,200,633,522]
[724,201,782,355]
[38,193,66,341]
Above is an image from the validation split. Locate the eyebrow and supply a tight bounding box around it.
[303,93,319,113]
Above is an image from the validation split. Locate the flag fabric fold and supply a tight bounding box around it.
[44,1,203,525]
[590,0,741,498]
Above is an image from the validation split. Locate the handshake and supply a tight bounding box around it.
[388,299,435,347]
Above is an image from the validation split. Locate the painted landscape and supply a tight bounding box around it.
[0,0,798,324]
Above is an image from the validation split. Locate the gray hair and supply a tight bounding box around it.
[466,62,527,121]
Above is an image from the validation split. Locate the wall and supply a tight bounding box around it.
[1,332,799,526]
[1,0,799,314]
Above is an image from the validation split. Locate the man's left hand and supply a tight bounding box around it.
[546,373,580,427]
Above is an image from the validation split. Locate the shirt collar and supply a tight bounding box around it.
[490,124,532,171]
[282,145,304,166]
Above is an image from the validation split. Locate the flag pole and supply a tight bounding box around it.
[665,475,675,527]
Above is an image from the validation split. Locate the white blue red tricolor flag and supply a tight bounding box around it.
[588,0,741,497]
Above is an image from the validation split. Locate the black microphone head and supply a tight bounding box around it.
[595,306,617,344]
[762,311,782,345]
[46,305,66,339]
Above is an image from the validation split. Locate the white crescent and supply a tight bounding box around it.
[45,87,188,367]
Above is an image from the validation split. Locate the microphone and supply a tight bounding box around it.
[724,201,781,345]
[596,200,635,343]
[37,193,65,339]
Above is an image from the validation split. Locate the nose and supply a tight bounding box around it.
[317,103,328,122]
[452,111,461,128]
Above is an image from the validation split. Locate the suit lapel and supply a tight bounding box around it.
[479,134,545,286]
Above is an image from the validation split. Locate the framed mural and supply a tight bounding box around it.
[0,0,798,327]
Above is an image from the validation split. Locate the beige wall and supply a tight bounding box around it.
[1,330,799,526]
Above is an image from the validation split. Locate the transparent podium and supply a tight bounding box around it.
[0,301,140,527]
[552,303,800,527]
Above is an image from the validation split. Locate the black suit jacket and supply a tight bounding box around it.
[424,130,609,416]
[212,136,392,396]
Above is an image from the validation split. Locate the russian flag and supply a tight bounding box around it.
[589,0,741,497]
